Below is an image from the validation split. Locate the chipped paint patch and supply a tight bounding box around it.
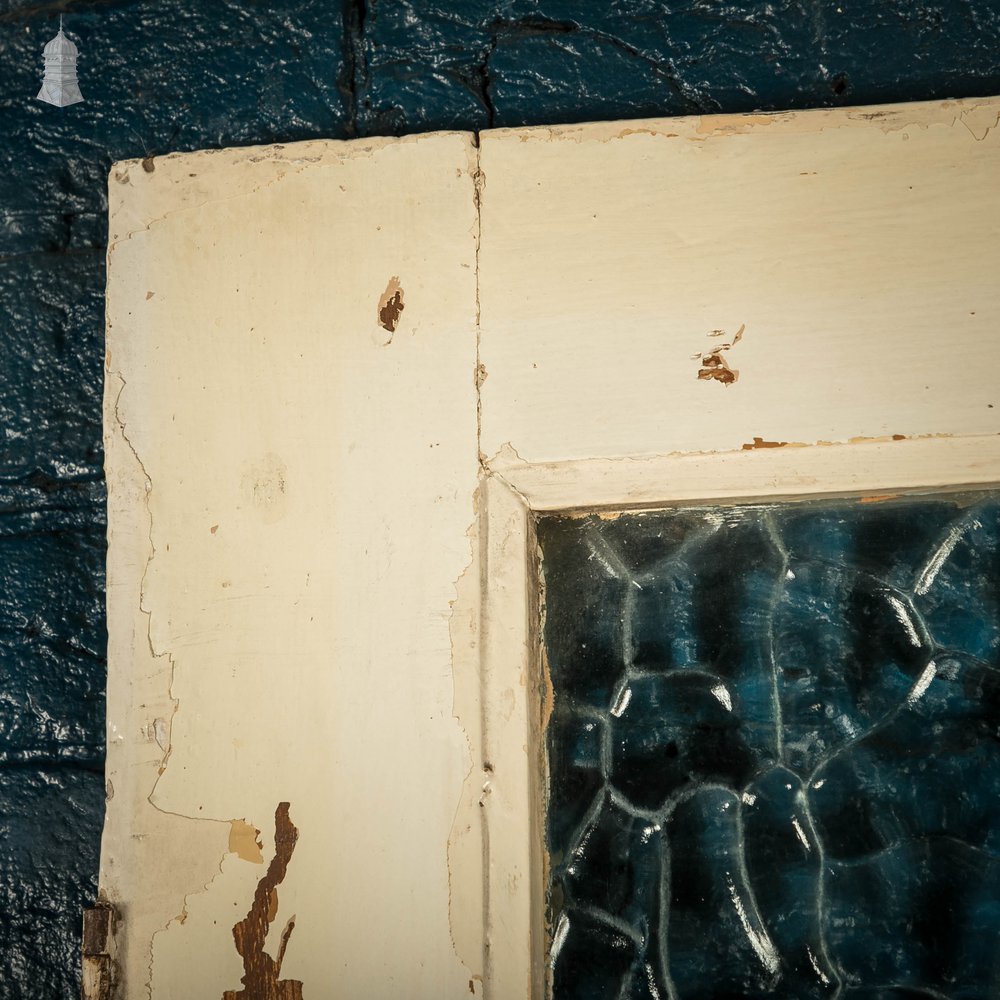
[696,112,792,136]
[848,100,1000,142]
[742,437,788,450]
[223,803,302,1000]
[697,323,744,386]
[229,819,264,865]
[377,275,405,337]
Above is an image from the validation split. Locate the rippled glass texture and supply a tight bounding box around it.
[538,493,1000,1000]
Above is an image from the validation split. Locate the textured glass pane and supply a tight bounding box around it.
[538,493,1000,1000]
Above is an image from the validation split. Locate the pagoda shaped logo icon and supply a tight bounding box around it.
[37,17,84,107]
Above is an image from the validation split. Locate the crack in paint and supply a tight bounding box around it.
[111,366,234,998]
[472,137,486,468]
[111,372,181,808]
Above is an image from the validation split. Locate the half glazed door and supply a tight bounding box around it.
[101,97,1000,999]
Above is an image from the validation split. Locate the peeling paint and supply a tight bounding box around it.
[617,127,677,140]
[742,437,788,450]
[223,803,302,1000]
[696,111,793,136]
[377,275,405,337]
[107,362,236,1000]
[229,820,264,865]
[100,105,1000,998]
[105,129,483,999]
[110,364,185,815]
[736,432,959,453]
[697,323,744,386]
[846,101,1000,142]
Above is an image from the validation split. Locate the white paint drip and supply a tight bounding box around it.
[710,683,733,712]
[906,661,937,706]
[610,686,632,718]
[886,594,921,647]
[725,873,780,975]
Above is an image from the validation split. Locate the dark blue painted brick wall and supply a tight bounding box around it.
[0,1,998,995]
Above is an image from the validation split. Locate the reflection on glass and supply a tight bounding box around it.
[538,493,1000,1000]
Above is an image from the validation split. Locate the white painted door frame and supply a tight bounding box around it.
[102,97,1000,998]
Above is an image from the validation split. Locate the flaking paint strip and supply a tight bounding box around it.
[109,365,232,998]
[223,803,303,1000]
